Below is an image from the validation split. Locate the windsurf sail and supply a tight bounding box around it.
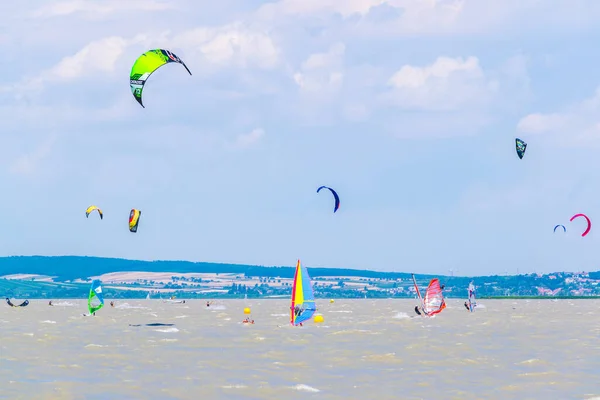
[412,274,446,317]
[290,260,317,326]
[423,279,446,316]
[6,298,29,307]
[88,279,104,314]
[467,281,476,312]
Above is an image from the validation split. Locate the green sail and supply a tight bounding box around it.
[129,49,192,108]
[88,279,105,314]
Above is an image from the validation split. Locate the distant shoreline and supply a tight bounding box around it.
[1,256,599,299]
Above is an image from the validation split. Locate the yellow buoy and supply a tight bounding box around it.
[314,314,324,323]
[329,299,334,303]
[243,307,251,315]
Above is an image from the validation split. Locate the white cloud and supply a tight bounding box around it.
[517,87,600,145]
[385,56,496,111]
[17,35,146,94]
[257,0,385,19]
[234,128,265,148]
[517,113,569,135]
[12,21,280,96]
[257,0,600,38]
[170,23,280,70]
[46,36,136,80]
[32,0,173,19]
[293,43,345,94]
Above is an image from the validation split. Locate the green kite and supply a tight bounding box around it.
[130,49,192,108]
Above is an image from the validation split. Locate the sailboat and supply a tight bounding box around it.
[412,274,446,317]
[466,281,476,312]
[290,260,317,326]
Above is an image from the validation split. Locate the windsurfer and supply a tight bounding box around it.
[48,301,53,306]
[110,301,114,307]
[206,301,210,307]
[464,301,470,311]
[414,305,422,316]
[294,305,303,317]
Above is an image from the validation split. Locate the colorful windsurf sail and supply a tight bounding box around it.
[290,260,317,326]
[467,281,476,312]
[412,274,446,317]
[130,49,192,108]
[423,279,446,315]
[88,279,104,315]
[129,209,141,233]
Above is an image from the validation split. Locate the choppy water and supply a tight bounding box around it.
[1,299,599,399]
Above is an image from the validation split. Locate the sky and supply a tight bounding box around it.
[2,0,600,276]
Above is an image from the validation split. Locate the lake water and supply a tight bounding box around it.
[1,299,599,399]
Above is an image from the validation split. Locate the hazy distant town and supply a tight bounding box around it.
[0,256,599,299]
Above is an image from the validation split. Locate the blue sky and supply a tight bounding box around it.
[2,0,600,276]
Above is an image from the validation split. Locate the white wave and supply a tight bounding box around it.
[85,344,106,348]
[175,315,188,319]
[40,320,56,324]
[475,303,486,309]
[330,310,353,313]
[51,301,76,307]
[222,384,247,389]
[207,305,226,310]
[115,303,149,310]
[160,338,178,342]
[293,384,320,393]
[155,327,179,333]
[393,312,411,319]
[271,313,288,317]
